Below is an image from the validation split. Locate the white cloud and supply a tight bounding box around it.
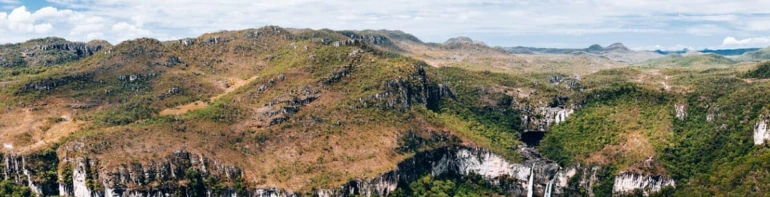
[33,6,72,19]
[743,19,770,31]
[34,23,53,33]
[112,21,151,41]
[0,12,6,26]
[677,14,737,22]
[86,32,103,40]
[638,44,695,51]
[721,36,770,48]
[1,0,770,47]
[131,16,143,27]
[0,6,65,34]
[70,23,102,35]
[685,24,728,36]
[7,6,33,26]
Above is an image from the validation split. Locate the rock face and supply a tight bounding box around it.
[612,172,675,196]
[522,107,574,132]
[755,115,769,145]
[0,144,678,197]
[357,65,453,111]
[0,145,582,197]
[675,104,687,120]
[0,37,110,68]
[1,151,60,196]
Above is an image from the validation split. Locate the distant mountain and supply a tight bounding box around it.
[655,48,761,56]
[737,46,770,61]
[444,36,486,45]
[638,53,736,67]
[605,43,630,52]
[504,43,662,64]
[504,46,580,54]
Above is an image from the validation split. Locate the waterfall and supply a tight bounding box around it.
[544,169,558,197]
[527,164,535,197]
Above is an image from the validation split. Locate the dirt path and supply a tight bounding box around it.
[744,78,770,84]
[159,76,257,116]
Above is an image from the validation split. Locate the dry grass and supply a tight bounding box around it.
[0,98,88,154]
[389,40,626,77]
[159,76,257,116]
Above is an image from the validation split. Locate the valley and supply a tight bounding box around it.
[0,26,769,197]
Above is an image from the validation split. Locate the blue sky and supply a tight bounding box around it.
[1,0,769,50]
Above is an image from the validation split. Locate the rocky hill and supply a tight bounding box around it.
[736,46,770,62]
[1,26,770,197]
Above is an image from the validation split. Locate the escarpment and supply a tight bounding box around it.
[17,26,767,196]
[3,145,614,197]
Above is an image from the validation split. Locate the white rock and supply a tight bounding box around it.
[675,104,687,120]
[612,172,675,196]
[755,115,769,145]
[73,158,92,197]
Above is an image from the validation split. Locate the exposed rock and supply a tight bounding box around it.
[165,56,184,67]
[1,152,60,196]
[755,115,769,145]
[340,32,390,45]
[20,72,93,92]
[612,171,675,196]
[522,106,574,132]
[0,37,110,68]
[0,143,637,197]
[180,38,194,46]
[357,65,454,111]
[252,86,319,127]
[319,65,352,86]
[675,104,687,120]
[72,158,92,197]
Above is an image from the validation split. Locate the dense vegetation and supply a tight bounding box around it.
[744,61,770,79]
[389,174,505,197]
[541,64,770,195]
[0,180,31,197]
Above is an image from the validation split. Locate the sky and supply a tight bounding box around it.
[1,0,770,50]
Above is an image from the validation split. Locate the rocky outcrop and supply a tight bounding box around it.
[56,151,250,197]
[357,65,454,111]
[2,145,585,197]
[612,172,675,196]
[19,72,94,93]
[1,151,60,196]
[755,115,769,145]
[553,165,602,196]
[675,104,687,120]
[0,37,110,68]
[339,32,391,46]
[1,143,674,197]
[522,106,574,132]
[316,146,564,197]
[252,75,320,127]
